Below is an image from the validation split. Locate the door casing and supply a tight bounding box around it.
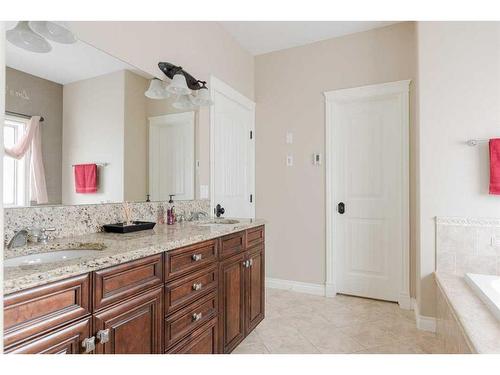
[324,80,411,309]
[209,75,255,218]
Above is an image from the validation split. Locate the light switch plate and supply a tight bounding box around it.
[286,154,293,167]
[286,131,293,144]
[491,235,500,247]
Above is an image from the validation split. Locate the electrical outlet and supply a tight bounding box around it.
[286,154,293,167]
[286,131,293,144]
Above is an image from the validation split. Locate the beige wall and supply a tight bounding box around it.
[69,22,254,198]
[255,22,418,290]
[62,71,125,205]
[416,22,500,316]
[124,70,148,202]
[6,67,63,205]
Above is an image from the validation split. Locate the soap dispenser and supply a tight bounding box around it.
[167,194,176,225]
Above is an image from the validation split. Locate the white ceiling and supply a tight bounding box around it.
[5,21,148,85]
[220,21,399,55]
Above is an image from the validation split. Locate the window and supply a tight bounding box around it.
[3,115,30,207]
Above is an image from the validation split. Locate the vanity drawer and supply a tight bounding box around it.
[3,273,91,349]
[165,265,218,315]
[166,317,218,354]
[164,291,218,349]
[93,254,163,310]
[219,231,246,259]
[165,240,217,281]
[246,226,265,248]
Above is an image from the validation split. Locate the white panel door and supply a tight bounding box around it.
[210,77,255,218]
[327,81,409,303]
[149,112,194,201]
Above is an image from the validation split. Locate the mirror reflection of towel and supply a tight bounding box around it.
[74,164,98,193]
[489,139,500,195]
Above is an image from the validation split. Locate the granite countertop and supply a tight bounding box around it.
[435,272,500,353]
[4,219,265,295]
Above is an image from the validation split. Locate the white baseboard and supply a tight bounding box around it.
[266,277,325,296]
[398,292,412,310]
[325,283,337,297]
[412,298,437,332]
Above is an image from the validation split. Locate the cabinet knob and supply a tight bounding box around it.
[96,328,110,344]
[192,312,202,322]
[192,282,203,291]
[81,336,96,353]
[248,258,253,267]
[192,253,202,261]
[242,260,248,268]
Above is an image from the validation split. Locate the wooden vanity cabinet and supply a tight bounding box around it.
[4,226,265,354]
[219,226,265,353]
[93,286,163,354]
[5,318,92,354]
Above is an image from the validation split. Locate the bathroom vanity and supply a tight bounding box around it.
[3,222,265,354]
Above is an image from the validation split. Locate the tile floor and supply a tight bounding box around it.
[232,288,444,354]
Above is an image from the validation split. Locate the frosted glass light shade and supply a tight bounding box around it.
[145,79,169,99]
[7,21,52,53]
[29,21,77,44]
[192,87,213,106]
[166,73,191,95]
[172,95,196,110]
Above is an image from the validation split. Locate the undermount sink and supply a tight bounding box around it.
[197,219,240,226]
[4,249,102,267]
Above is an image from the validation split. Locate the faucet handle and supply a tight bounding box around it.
[37,227,56,244]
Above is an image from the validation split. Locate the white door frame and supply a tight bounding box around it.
[148,112,195,201]
[209,75,256,218]
[324,80,411,309]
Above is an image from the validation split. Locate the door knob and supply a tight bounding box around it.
[214,204,225,217]
[337,202,345,214]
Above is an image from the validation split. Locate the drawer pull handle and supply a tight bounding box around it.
[192,312,202,322]
[192,253,202,261]
[96,329,110,344]
[192,282,203,291]
[82,336,96,353]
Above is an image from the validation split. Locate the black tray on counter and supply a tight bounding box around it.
[103,221,156,233]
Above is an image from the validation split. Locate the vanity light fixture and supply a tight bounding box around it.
[157,62,213,109]
[144,78,170,99]
[167,73,192,96]
[172,94,196,110]
[191,82,213,106]
[6,21,52,53]
[28,21,77,44]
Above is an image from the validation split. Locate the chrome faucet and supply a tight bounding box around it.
[32,227,56,244]
[189,211,208,221]
[7,229,29,249]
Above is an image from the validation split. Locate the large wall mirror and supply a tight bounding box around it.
[4,21,208,207]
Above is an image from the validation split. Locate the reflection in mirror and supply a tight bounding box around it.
[4,21,204,207]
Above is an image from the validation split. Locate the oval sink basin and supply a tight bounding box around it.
[4,250,102,267]
[197,219,240,226]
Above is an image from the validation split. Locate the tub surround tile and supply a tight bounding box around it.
[436,216,500,276]
[435,272,500,353]
[4,218,265,295]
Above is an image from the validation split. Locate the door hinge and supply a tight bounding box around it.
[250,130,253,140]
[250,194,253,203]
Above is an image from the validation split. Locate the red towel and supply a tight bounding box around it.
[74,164,98,193]
[489,139,500,195]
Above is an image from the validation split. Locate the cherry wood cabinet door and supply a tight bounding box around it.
[219,253,246,353]
[245,247,265,335]
[5,318,92,354]
[93,286,163,354]
[166,318,218,354]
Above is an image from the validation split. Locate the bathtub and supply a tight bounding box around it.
[465,273,500,322]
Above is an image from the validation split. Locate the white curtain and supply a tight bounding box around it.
[4,116,48,204]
